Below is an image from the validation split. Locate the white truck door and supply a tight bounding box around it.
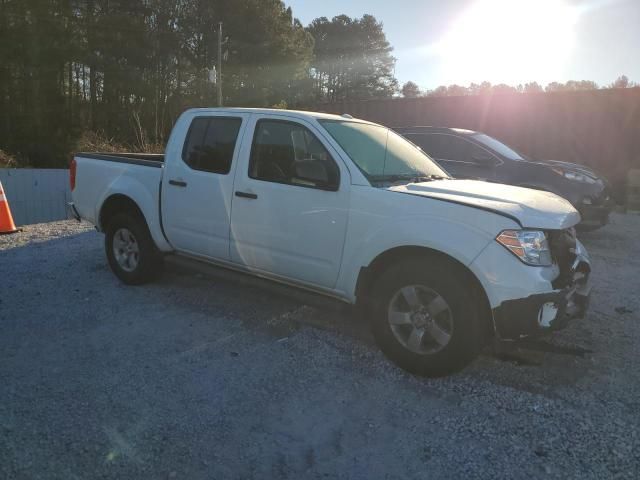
[230,115,350,289]
[162,113,249,259]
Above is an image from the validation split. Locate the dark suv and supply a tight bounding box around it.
[395,126,612,230]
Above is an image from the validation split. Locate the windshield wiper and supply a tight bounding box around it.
[371,174,448,185]
[406,174,448,183]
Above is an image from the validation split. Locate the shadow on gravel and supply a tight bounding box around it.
[517,339,594,356]
[164,254,598,384]
[163,256,375,346]
[490,339,593,367]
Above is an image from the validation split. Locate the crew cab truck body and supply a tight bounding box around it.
[70,108,592,376]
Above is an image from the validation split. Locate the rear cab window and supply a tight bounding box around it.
[182,117,243,174]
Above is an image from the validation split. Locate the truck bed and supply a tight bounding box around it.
[77,152,164,168]
[72,152,165,237]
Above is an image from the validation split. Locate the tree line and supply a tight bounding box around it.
[401,75,637,98]
[0,1,396,167]
[1,0,636,168]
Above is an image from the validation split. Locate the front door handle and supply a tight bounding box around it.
[235,191,258,200]
[169,179,187,187]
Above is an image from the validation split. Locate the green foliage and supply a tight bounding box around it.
[0,149,17,168]
[610,75,636,89]
[522,82,544,93]
[7,0,628,168]
[307,15,398,102]
[1,1,399,167]
[545,80,599,92]
[418,78,636,98]
[0,0,79,166]
[401,81,422,98]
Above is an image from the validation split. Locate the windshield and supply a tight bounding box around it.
[319,120,449,183]
[472,133,525,161]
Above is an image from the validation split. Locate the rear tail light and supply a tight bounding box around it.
[70,158,77,191]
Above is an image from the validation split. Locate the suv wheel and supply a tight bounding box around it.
[370,257,481,376]
[105,213,163,285]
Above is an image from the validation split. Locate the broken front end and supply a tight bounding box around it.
[473,227,591,340]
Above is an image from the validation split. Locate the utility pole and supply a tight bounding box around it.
[217,22,223,107]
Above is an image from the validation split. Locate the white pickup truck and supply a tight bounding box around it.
[70,108,592,376]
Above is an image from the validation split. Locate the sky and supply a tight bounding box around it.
[285,0,640,90]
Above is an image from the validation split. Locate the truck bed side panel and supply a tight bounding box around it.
[73,155,173,252]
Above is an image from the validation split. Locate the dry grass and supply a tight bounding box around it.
[0,149,17,168]
[74,131,164,154]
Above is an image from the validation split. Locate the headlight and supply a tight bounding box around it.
[496,230,552,266]
[551,168,597,184]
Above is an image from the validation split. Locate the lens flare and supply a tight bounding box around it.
[437,0,579,85]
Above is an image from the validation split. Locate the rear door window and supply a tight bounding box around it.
[182,117,242,174]
[411,134,484,163]
[407,133,447,160]
[439,136,495,165]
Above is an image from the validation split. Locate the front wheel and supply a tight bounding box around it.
[105,213,163,285]
[370,257,482,377]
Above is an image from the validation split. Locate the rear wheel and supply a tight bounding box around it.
[370,257,482,377]
[105,213,163,285]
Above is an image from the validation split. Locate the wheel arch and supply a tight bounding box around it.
[355,246,494,341]
[97,191,172,252]
[99,194,146,231]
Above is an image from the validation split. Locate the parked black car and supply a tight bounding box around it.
[395,126,612,230]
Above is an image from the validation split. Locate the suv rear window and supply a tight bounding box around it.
[472,134,524,161]
[182,117,242,174]
[408,133,493,164]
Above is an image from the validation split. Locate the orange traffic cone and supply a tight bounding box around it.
[0,180,19,234]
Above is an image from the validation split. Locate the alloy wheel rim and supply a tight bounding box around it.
[387,285,454,355]
[113,228,140,272]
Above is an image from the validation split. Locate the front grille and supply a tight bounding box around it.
[549,228,577,288]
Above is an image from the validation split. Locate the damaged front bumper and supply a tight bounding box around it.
[492,240,592,340]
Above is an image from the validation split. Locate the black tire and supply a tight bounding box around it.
[370,257,481,377]
[105,212,163,285]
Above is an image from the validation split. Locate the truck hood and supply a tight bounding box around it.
[388,179,580,230]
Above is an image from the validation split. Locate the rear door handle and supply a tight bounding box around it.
[235,191,258,200]
[169,179,187,187]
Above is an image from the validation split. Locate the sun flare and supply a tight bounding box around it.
[438,0,579,85]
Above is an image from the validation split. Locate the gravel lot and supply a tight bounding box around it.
[1,215,639,479]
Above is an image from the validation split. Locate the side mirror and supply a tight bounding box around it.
[294,159,338,190]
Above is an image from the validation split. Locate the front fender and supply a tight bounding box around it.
[336,210,515,301]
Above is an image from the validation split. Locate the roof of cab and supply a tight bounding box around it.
[184,107,375,124]
[394,126,478,135]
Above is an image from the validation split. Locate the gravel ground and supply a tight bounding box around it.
[1,215,639,479]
